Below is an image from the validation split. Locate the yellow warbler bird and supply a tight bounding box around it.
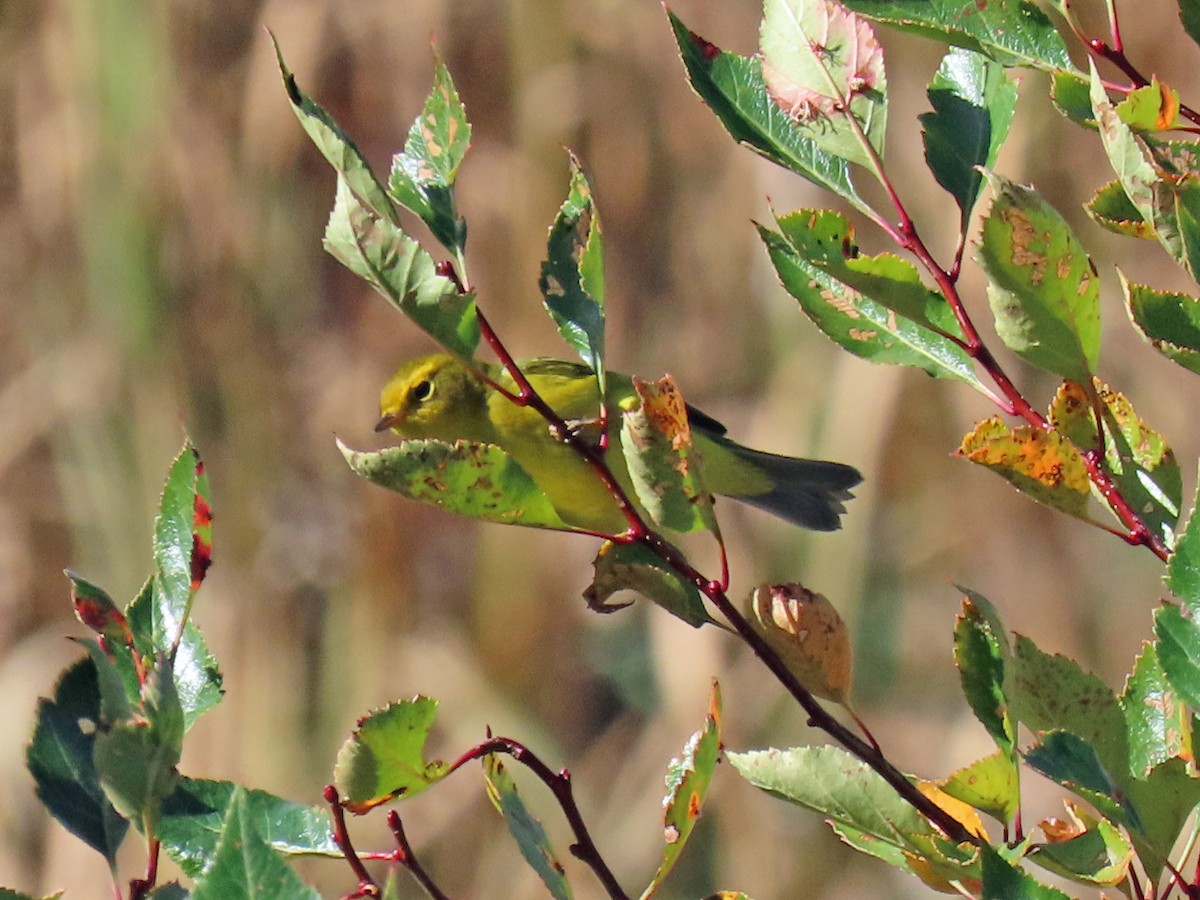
[376,354,861,533]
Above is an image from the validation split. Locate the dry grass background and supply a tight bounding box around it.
[1,1,1198,897]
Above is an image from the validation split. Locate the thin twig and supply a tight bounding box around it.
[324,784,381,898]
[386,811,449,900]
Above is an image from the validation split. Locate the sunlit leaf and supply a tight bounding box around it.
[1085,180,1153,238]
[954,596,1015,756]
[746,583,852,704]
[1116,78,1181,133]
[1122,274,1200,376]
[1120,642,1190,778]
[939,752,1019,825]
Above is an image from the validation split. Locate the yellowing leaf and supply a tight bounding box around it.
[957,417,1091,521]
[745,583,852,703]
[915,781,989,841]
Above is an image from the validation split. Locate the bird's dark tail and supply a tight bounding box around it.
[719,440,862,531]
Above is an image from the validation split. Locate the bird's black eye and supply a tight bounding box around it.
[412,379,435,402]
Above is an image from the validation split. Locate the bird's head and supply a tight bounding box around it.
[375,353,493,443]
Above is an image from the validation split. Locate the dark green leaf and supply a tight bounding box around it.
[954,596,1014,755]
[920,48,1017,228]
[1181,0,1200,49]
[1123,757,1200,879]
[977,173,1101,382]
[1028,819,1132,888]
[1024,731,1133,827]
[483,756,571,900]
[75,638,134,723]
[388,56,470,253]
[668,11,868,212]
[1122,275,1200,376]
[1168,483,1200,608]
[339,437,575,531]
[26,658,128,865]
[158,777,340,877]
[333,696,450,811]
[189,788,322,900]
[981,843,1072,898]
[585,540,715,628]
[540,156,605,388]
[273,35,396,225]
[1085,180,1153,238]
[1155,604,1200,711]
[324,177,480,360]
[839,0,1072,71]
[760,224,987,392]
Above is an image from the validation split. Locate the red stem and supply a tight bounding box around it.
[386,812,449,900]
[324,784,382,898]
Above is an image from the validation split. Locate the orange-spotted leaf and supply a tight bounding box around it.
[620,376,717,535]
[1116,77,1181,132]
[1049,379,1180,544]
[640,681,722,899]
[938,752,1020,825]
[957,417,1091,521]
[746,583,852,704]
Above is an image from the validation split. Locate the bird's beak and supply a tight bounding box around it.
[374,412,402,433]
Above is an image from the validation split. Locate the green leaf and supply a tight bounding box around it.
[668,11,868,212]
[333,696,450,811]
[1028,818,1132,888]
[128,578,224,732]
[1123,756,1200,878]
[939,752,1020,824]
[980,843,1072,898]
[1048,379,1181,546]
[540,156,605,392]
[1023,731,1133,827]
[1181,0,1200,49]
[977,173,1101,383]
[641,683,722,899]
[75,638,134,724]
[1050,70,1094,127]
[1005,636,1130,784]
[584,540,715,629]
[1168,484,1200,608]
[339,437,576,531]
[324,176,480,360]
[620,376,717,535]
[1120,642,1189,779]
[154,443,208,647]
[94,659,183,829]
[189,788,322,900]
[759,0,888,170]
[1116,78,1181,133]
[954,596,1015,756]
[388,55,470,253]
[158,777,340,877]
[26,658,128,866]
[1085,180,1153,238]
[483,756,572,900]
[1123,275,1200,376]
[727,745,936,850]
[956,418,1092,521]
[1154,604,1200,711]
[760,224,988,392]
[274,35,396,225]
[839,0,1072,71]
[920,48,1017,229]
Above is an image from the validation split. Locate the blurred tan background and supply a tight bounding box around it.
[1,1,1197,897]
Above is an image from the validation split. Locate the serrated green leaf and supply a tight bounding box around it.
[1028,819,1132,888]
[839,0,1072,71]
[333,696,449,810]
[956,417,1092,521]
[128,579,224,733]
[1005,636,1130,784]
[483,757,572,900]
[728,745,936,849]
[388,55,470,252]
[939,751,1019,824]
[1155,604,1200,711]
[920,48,1017,228]
[1085,180,1153,238]
[954,597,1015,756]
[1048,379,1181,546]
[154,443,206,646]
[1123,756,1200,879]
[1120,642,1189,778]
[1168,483,1200,608]
[540,156,605,390]
[585,540,715,628]
[977,173,1100,382]
[982,842,1072,898]
[620,376,717,535]
[641,683,722,900]
[339,437,576,531]
[1122,275,1200,375]
[1050,70,1094,127]
[668,11,868,213]
[189,788,322,900]
[760,224,988,393]
[26,658,128,865]
[759,0,888,171]
[274,35,396,225]
[324,176,480,360]
[158,777,340,877]
[1023,731,1134,828]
